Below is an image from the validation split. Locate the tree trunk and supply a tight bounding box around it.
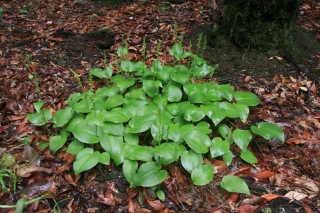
[216,0,302,51]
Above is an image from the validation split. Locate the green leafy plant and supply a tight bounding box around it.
[0,7,4,19]
[0,137,33,194]
[19,5,32,16]
[0,155,17,193]
[28,43,284,196]
[27,102,52,126]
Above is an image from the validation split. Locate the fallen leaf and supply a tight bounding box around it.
[254,171,275,180]
[295,177,319,198]
[236,204,258,213]
[284,191,308,201]
[260,194,281,201]
[17,164,52,177]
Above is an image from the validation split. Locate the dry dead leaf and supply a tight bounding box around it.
[295,177,319,198]
[254,171,275,180]
[16,164,52,177]
[260,194,281,201]
[284,191,308,201]
[236,204,259,213]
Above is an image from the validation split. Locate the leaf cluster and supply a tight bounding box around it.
[28,43,285,196]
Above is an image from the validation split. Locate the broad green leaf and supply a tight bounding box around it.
[167,102,190,116]
[95,85,119,99]
[223,150,233,166]
[125,99,149,108]
[208,103,226,125]
[184,106,205,122]
[121,60,134,72]
[112,76,136,94]
[183,130,210,154]
[189,93,207,103]
[49,135,67,154]
[190,63,213,78]
[219,84,234,101]
[73,148,100,175]
[33,102,44,112]
[99,122,124,136]
[168,123,182,142]
[151,59,163,73]
[155,65,172,81]
[86,110,105,126]
[218,124,231,140]
[240,149,258,164]
[233,103,249,123]
[27,110,52,126]
[67,93,82,106]
[67,139,84,154]
[219,102,239,118]
[220,175,250,195]
[128,114,157,133]
[124,145,154,162]
[37,141,48,150]
[65,114,85,131]
[100,134,124,159]
[124,133,139,145]
[72,120,100,144]
[233,129,252,150]
[191,164,214,185]
[153,94,165,111]
[132,61,146,72]
[71,99,93,113]
[122,105,138,118]
[154,143,184,165]
[251,122,285,142]
[210,137,230,158]
[181,150,203,173]
[183,83,206,96]
[234,91,260,106]
[205,82,222,101]
[169,44,185,60]
[170,71,189,84]
[167,85,182,102]
[117,46,128,57]
[190,54,206,66]
[90,67,108,78]
[113,146,126,166]
[52,106,75,127]
[179,124,195,138]
[196,121,212,134]
[143,79,162,97]
[104,111,130,123]
[104,66,113,78]
[136,101,159,116]
[125,88,147,100]
[99,152,110,165]
[156,190,165,201]
[15,196,26,213]
[106,95,126,110]
[131,162,168,188]
[123,159,138,183]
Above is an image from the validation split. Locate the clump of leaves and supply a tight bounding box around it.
[28,43,284,196]
[0,7,4,19]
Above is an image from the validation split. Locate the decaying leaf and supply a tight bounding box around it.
[284,191,308,201]
[294,177,319,198]
[16,164,52,177]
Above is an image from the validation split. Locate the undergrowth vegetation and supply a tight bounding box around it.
[27,42,285,198]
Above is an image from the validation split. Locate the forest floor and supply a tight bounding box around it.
[0,0,320,212]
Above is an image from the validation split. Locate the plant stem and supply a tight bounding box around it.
[0,193,51,209]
